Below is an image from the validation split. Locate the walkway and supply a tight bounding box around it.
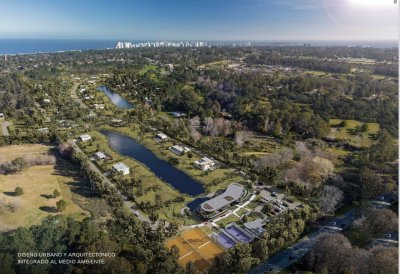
[1,121,11,136]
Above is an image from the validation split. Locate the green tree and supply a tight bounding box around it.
[369,130,397,163]
[56,200,67,212]
[53,189,61,198]
[14,187,23,196]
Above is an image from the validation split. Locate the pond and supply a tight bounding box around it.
[97,86,134,109]
[101,130,205,196]
[186,197,209,211]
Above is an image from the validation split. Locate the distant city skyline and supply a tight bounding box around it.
[0,0,398,41]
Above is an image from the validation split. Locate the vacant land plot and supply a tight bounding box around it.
[0,145,89,232]
[328,119,380,148]
[166,228,224,272]
[0,144,51,162]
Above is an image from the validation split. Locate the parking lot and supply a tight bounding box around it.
[258,188,301,213]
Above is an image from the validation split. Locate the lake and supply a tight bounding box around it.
[101,130,205,196]
[97,86,134,109]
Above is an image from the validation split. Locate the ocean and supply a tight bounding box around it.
[0,39,116,55]
[0,39,397,55]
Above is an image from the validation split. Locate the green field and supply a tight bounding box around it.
[328,119,380,148]
[0,145,89,232]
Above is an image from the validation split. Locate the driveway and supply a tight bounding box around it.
[1,121,11,136]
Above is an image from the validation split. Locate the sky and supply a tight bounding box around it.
[0,0,398,41]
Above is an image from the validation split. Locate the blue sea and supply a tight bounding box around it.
[0,39,397,55]
[0,39,116,55]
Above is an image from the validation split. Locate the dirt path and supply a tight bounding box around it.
[1,121,11,136]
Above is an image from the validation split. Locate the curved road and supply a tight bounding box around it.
[248,209,356,274]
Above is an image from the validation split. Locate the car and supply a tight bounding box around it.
[271,192,278,197]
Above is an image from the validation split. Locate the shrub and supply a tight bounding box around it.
[56,200,67,212]
[15,187,24,196]
[53,189,61,198]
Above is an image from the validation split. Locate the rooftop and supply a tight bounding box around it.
[156,133,168,139]
[200,183,245,213]
[243,218,265,236]
[113,162,129,171]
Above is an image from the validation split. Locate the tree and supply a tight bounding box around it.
[56,200,67,212]
[189,127,201,143]
[251,233,269,261]
[318,185,343,215]
[211,244,256,274]
[53,189,60,198]
[58,143,74,159]
[14,187,23,196]
[285,156,334,188]
[369,129,397,163]
[360,169,385,201]
[367,246,398,274]
[234,130,252,147]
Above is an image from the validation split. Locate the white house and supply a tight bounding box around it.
[169,145,191,156]
[43,98,51,103]
[155,133,168,141]
[94,151,108,161]
[79,134,92,142]
[112,162,130,175]
[37,128,49,133]
[94,103,105,110]
[194,157,216,171]
[0,113,4,120]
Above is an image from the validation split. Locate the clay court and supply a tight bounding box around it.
[166,228,224,272]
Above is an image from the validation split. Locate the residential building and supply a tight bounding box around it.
[37,128,49,133]
[194,157,215,171]
[94,151,108,161]
[169,145,191,156]
[155,133,168,141]
[112,162,130,175]
[79,134,92,142]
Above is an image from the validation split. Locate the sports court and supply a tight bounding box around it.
[166,228,225,272]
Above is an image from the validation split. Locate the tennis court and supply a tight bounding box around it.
[225,224,254,243]
[166,228,225,272]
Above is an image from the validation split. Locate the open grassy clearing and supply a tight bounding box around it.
[0,144,51,162]
[0,145,90,232]
[328,119,380,148]
[215,214,240,227]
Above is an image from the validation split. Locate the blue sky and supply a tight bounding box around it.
[0,0,397,40]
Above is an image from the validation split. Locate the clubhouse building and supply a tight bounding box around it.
[198,183,250,219]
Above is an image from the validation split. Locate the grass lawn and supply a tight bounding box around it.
[0,145,90,232]
[304,70,328,76]
[328,119,380,148]
[215,214,240,227]
[236,207,250,217]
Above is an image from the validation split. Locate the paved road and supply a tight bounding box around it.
[69,140,151,224]
[248,209,356,274]
[1,121,11,136]
[70,81,90,110]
